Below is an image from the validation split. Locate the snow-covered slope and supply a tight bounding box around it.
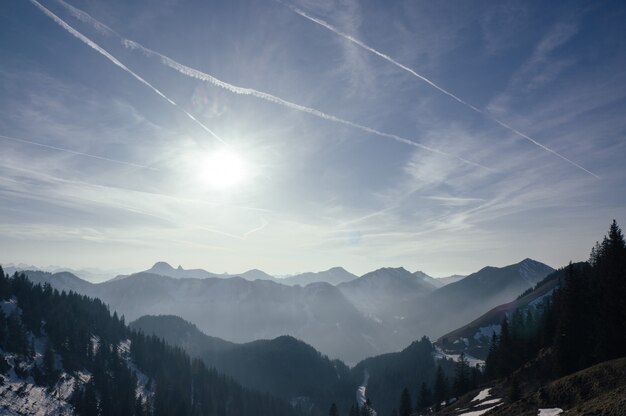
[0,300,151,416]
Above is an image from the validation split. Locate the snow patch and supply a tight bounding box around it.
[356,385,367,408]
[473,325,501,341]
[457,404,502,416]
[538,409,563,416]
[480,398,501,405]
[117,339,153,401]
[471,388,491,402]
[433,346,485,368]
[0,371,76,416]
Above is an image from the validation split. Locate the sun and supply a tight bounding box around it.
[197,148,248,190]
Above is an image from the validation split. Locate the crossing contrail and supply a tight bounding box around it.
[29,0,226,145]
[279,1,599,179]
[53,0,489,171]
[0,133,158,170]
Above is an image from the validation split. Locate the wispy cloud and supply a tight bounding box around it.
[0,133,157,170]
[28,0,225,145]
[54,0,487,170]
[279,0,599,178]
[489,19,581,113]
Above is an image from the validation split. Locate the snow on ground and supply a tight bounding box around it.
[117,339,153,401]
[0,371,76,416]
[471,388,491,402]
[356,386,367,408]
[473,325,501,341]
[538,409,563,416]
[457,404,502,416]
[454,388,504,416]
[355,385,377,416]
[433,346,485,367]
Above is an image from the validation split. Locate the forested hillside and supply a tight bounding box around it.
[426,221,626,415]
[131,315,354,416]
[0,268,300,416]
[484,220,626,381]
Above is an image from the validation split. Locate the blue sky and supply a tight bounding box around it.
[1,0,625,277]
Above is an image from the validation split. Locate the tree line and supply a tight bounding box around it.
[485,220,626,383]
[0,268,300,416]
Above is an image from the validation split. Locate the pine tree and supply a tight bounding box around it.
[497,316,512,377]
[417,382,432,411]
[398,387,412,416]
[43,341,58,386]
[485,331,498,380]
[453,353,470,397]
[433,364,447,409]
[329,403,339,416]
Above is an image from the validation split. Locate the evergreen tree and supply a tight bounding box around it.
[433,364,447,409]
[398,387,412,416]
[42,341,59,386]
[453,353,470,397]
[417,382,432,411]
[329,403,339,416]
[497,316,512,377]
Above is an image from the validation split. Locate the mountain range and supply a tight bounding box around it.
[16,258,553,363]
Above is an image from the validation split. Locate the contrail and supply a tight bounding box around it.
[53,0,489,171]
[28,0,226,145]
[0,133,158,170]
[279,1,599,179]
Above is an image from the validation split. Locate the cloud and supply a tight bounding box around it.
[279,0,598,178]
[54,0,486,170]
[28,0,225,145]
[0,133,157,170]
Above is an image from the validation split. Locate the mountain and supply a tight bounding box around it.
[435,265,571,360]
[112,261,277,282]
[431,258,554,308]
[432,222,626,416]
[412,270,441,289]
[350,337,438,416]
[17,259,554,362]
[3,263,123,283]
[16,269,94,294]
[431,274,466,288]
[279,267,358,286]
[130,315,236,356]
[391,258,555,346]
[131,315,354,415]
[338,267,437,319]
[18,270,389,363]
[0,268,299,416]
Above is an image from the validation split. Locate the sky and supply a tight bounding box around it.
[1,0,625,278]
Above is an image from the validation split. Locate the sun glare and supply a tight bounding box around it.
[198,148,248,190]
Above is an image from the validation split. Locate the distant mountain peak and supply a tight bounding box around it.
[371,266,409,274]
[151,261,174,271]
